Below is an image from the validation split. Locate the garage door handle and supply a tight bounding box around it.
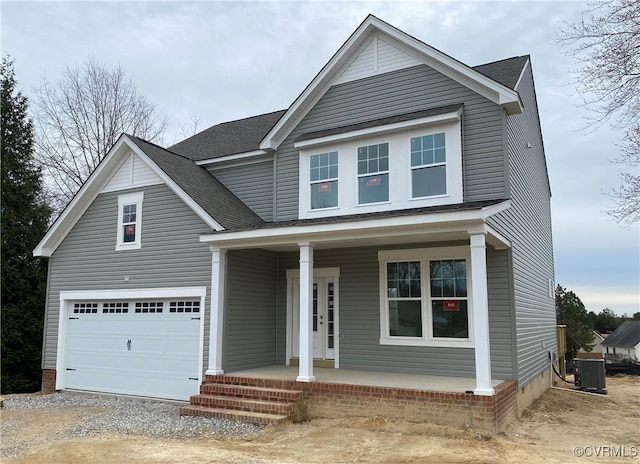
[127,339,131,351]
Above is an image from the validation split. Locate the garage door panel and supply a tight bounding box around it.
[64,297,203,401]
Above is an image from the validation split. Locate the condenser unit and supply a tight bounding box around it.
[573,358,607,394]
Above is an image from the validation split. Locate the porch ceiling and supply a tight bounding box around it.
[227,366,503,393]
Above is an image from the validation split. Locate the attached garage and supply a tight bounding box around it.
[57,287,206,401]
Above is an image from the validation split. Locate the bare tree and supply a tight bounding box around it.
[557,0,639,225]
[34,58,169,215]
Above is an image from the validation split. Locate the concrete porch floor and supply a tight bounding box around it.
[226,365,502,393]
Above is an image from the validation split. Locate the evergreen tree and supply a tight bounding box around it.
[555,285,594,362]
[1,56,51,393]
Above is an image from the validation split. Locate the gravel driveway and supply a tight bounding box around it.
[1,391,264,460]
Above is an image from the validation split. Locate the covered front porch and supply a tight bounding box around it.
[200,200,514,399]
[182,365,518,433]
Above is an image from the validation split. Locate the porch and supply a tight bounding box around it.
[228,365,502,392]
[181,366,517,434]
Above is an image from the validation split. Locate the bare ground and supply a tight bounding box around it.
[1,375,639,464]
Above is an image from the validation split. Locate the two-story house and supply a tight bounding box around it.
[34,15,556,433]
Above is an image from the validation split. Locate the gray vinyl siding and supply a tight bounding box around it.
[274,65,506,220]
[208,161,274,221]
[42,184,213,373]
[224,249,278,371]
[488,62,556,386]
[274,244,513,380]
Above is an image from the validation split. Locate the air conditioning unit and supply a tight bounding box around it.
[573,358,607,394]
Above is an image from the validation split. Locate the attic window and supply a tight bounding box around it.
[116,192,143,251]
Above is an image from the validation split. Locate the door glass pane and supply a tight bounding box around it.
[327,282,334,349]
[312,283,318,332]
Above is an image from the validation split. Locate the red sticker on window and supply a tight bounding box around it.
[444,300,459,311]
[367,177,381,186]
[319,182,331,192]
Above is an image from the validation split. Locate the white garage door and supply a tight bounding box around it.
[64,298,202,401]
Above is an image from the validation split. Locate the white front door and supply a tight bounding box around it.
[290,272,338,361]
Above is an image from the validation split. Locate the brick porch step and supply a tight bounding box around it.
[180,377,304,425]
[199,383,302,401]
[179,405,289,425]
[189,394,298,416]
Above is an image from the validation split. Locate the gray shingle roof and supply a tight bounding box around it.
[211,199,506,234]
[169,110,286,161]
[166,60,528,163]
[472,55,529,90]
[601,321,640,348]
[295,104,464,143]
[127,136,264,231]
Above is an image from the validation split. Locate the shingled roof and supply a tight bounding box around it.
[601,321,640,348]
[128,136,264,230]
[168,56,528,163]
[169,110,286,161]
[472,55,529,90]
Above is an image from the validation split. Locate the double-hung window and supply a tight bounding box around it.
[410,133,446,198]
[357,143,389,204]
[379,248,471,347]
[310,151,338,209]
[116,192,143,251]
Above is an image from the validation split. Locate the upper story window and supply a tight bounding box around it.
[295,108,463,220]
[116,192,143,251]
[310,151,338,209]
[358,143,389,204]
[410,133,446,198]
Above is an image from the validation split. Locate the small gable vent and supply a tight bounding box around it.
[334,34,421,85]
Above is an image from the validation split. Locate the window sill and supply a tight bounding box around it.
[115,243,142,251]
[308,206,340,213]
[356,201,391,208]
[379,337,474,348]
[409,194,449,202]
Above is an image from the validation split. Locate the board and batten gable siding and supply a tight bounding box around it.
[207,160,274,221]
[274,244,514,380]
[488,62,556,387]
[274,65,507,220]
[41,184,213,373]
[224,249,278,372]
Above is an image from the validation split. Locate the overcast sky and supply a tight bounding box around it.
[2,1,638,316]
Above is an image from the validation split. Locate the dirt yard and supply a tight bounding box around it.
[1,375,638,464]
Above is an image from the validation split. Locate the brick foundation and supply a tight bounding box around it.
[207,374,518,434]
[41,369,57,394]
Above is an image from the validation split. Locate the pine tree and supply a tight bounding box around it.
[555,285,594,362]
[1,56,51,393]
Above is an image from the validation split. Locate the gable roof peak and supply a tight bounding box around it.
[260,14,523,151]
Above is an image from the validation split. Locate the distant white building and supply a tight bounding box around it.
[601,321,640,363]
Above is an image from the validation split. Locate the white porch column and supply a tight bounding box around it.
[297,242,315,382]
[206,247,226,376]
[470,233,494,396]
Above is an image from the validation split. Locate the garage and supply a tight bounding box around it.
[59,288,205,401]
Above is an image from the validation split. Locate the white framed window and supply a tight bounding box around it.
[378,247,473,348]
[310,151,339,209]
[410,133,446,198]
[296,109,463,220]
[358,143,389,205]
[116,192,143,251]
